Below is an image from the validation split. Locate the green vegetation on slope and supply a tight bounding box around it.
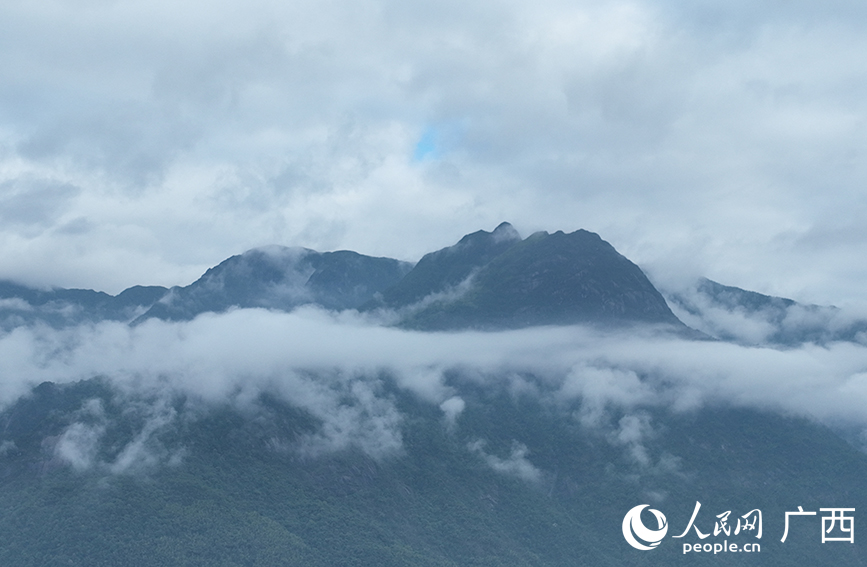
[0,378,865,566]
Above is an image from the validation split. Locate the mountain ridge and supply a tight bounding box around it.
[135,246,413,323]
[663,277,867,346]
[383,226,687,331]
[1,224,864,344]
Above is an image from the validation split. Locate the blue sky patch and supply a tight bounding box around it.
[413,127,439,161]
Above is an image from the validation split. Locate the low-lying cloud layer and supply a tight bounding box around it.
[2,306,867,475]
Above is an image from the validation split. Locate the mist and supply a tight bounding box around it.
[2,305,867,474]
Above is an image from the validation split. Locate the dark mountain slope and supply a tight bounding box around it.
[0,280,167,328]
[370,221,522,309]
[395,228,685,330]
[138,246,413,322]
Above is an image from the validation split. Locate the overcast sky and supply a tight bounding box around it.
[1,0,866,305]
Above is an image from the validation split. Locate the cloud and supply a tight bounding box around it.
[54,420,104,472]
[659,278,867,346]
[52,397,106,471]
[0,177,80,232]
[5,0,867,485]
[107,397,183,475]
[468,439,543,483]
[0,0,866,309]
[440,395,465,429]
[0,298,32,311]
[0,440,16,457]
[1,306,867,476]
[49,394,184,474]
[559,364,653,427]
[664,292,781,346]
[281,371,404,459]
[611,413,654,467]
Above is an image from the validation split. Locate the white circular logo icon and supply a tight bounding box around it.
[622,504,668,550]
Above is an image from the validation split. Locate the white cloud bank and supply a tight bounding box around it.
[1,306,867,466]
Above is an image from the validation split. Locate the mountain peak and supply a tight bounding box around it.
[373,223,524,308]
[240,245,312,261]
[455,222,521,248]
[491,221,521,242]
[374,226,686,331]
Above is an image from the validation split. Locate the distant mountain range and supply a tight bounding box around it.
[0,280,167,329]
[1,222,863,346]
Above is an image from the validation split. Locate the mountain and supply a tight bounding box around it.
[0,225,866,566]
[0,280,167,329]
[0,223,689,333]
[369,221,523,308]
[137,247,413,322]
[0,376,864,566]
[664,278,867,346]
[0,247,413,328]
[371,224,687,331]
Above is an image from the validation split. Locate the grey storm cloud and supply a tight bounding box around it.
[0,0,866,308]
